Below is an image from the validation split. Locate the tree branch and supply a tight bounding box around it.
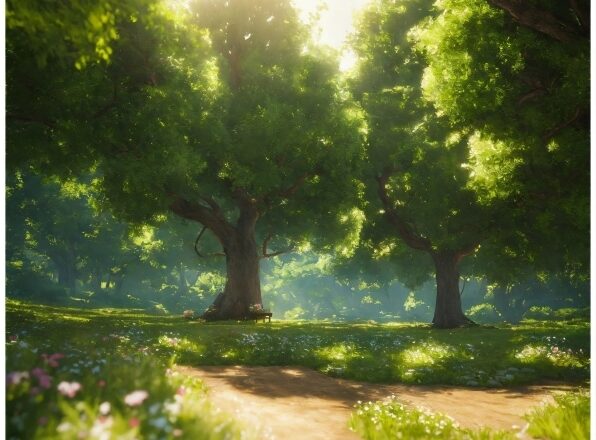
[569,0,589,34]
[7,113,56,129]
[543,107,583,141]
[488,0,578,42]
[259,172,312,208]
[193,226,226,258]
[260,233,293,259]
[168,193,234,242]
[375,168,433,252]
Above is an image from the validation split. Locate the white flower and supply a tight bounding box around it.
[57,381,82,398]
[99,402,111,415]
[56,422,72,433]
[124,390,149,406]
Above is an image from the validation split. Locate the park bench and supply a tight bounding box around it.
[248,311,272,323]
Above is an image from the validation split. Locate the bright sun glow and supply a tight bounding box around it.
[292,0,372,71]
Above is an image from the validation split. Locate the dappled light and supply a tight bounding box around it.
[5,0,589,438]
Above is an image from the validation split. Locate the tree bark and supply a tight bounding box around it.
[169,192,264,321]
[431,251,474,328]
[204,231,262,320]
[178,263,188,295]
[57,261,76,292]
[376,169,476,328]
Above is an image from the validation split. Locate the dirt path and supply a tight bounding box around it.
[177,365,571,440]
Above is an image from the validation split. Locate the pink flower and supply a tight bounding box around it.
[173,428,183,437]
[31,368,52,389]
[176,386,186,396]
[7,371,29,386]
[30,387,41,396]
[124,390,149,406]
[42,353,65,368]
[9,335,18,342]
[97,380,106,388]
[38,416,48,426]
[57,381,82,398]
[128,417,140,428]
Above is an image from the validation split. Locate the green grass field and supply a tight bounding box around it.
[6,300,590,439]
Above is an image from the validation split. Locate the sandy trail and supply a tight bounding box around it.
[177,365,570,440]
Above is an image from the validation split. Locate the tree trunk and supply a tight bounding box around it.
[57,261,76,292]
[431,251,474,328]
[178,263,188,295]
[203,228,262,320]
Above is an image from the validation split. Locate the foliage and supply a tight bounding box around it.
[351,391,590,440]
[524,390,590,440]
[350,396,515,439]
[6,320,259,439]
[465,304,503,325]
[349,0,487,274]
[414,0,589,281]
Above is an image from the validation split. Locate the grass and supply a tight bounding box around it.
[350,396,516,439]
[524,390,590,440]
[350,392,589,440]
[5,299,591,438]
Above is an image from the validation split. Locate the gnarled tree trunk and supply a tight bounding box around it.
[169,192,264,321]
[431,251,473,328]
[205,228,262,320]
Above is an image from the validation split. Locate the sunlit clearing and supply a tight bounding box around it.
[293,0,372,71]
[399,341,455,367]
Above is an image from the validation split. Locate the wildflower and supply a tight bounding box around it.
[38,416,48,426]
[124,390,149,406]
[31,368,52,389]
[30,387,41,396]
[128,418,141,428]
[173,428,183,437]
[57,422,73,433]
[42,353,65,368]
[176,386,186,396]
[99,402,111,415]
[98,380,106,387]
[8,335,18,342]
[7,371,29,386]
[58,381,82,398]
[552,346,559,353]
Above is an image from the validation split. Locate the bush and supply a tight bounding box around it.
[523,306,554,320]
[523,306,590,322]
[466,303,503,324]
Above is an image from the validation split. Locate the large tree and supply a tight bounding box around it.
[7,0,364,320]
[415,0,590,282]
[350,0,488,328]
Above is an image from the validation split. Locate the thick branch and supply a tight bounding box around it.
[260,233,293,258]
[376,169,432,252]
[7,113,56,129]
[543,107,583,141]
[260,172,311,208]
[168,194,234,243]
[488,0,578,42]
[194,226,226,258]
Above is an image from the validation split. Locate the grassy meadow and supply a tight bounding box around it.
[5,300,590,439]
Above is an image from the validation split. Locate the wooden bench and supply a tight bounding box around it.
[249,311,272,323]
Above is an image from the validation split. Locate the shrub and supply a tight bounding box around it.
[466,303,503,324]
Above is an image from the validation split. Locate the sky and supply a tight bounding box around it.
[292,0,373,70]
